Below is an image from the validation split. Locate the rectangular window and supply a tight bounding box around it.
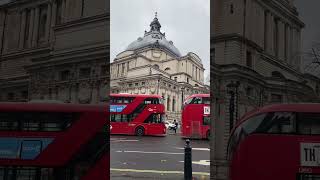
[79,68,91,78]
[298,113,320,135]
[267,112,296,134]
[7,93,14,101]
[271,94,282,103]
[56,0,62,25]
[60,70,70,81]
[121,63,125,75]
[202,97,210,105]
[203,116,210,125]
[264,11,268,50]
[246,51,252,68]
[38,5,48,40]
[24,9,31,47]
[274,18,279,57]
[100,65,107,76]
[0,112,77,132]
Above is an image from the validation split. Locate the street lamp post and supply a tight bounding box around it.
[181,87,185,110]
[226,81,240,132]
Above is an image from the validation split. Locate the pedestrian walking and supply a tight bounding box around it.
[173,119,178,134]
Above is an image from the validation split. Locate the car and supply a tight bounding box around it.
[165,122,176,130]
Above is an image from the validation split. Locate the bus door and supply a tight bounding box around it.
[191,120,201,138]
[143,113,165,135]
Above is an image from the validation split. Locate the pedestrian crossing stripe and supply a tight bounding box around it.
[110,168,210,176]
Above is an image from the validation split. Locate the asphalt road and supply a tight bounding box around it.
[110,129,210,180]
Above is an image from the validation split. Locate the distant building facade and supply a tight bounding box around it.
[0,0,108,103]
[211,0,320,179]
[111,14,209,121]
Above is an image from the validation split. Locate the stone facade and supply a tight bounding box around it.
[211,0,320,179]
[0,0,108,104]
[111,14,209,121]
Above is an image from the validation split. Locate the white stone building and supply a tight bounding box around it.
[111,14,209,121]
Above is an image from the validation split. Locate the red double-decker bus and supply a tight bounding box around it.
[181,94,210,139]
[0,102,109,180]
[228,103,320,180]
[110,94,166,136]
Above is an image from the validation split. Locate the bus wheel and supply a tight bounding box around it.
[135,127,145,136]
[207,131,210,140]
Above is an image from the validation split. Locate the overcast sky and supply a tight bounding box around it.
[110,0,210,81]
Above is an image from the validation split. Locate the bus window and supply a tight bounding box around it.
[228,113,267,159]
[203,97,210,105]
[298,113,320,135]
[203,116,210,125]
[184,98,193,105]
[267,112,296,134]
[144,98,159,104]
[144,114,163,123]
[191,97,202,104]
[16,167,37,180]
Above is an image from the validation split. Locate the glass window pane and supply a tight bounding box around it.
[298,113,320,135]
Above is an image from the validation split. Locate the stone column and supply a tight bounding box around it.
[19,10,26,49]
[296,30,301,71]
[289,27,294,65]
[211,87,229,180]
[45,3,52,42]
[61,0,66,23]
[266,12,274,55]
[50,1,57,42]
[286,25,291,64]
[28,8,35,48]
[32,7,40,47]
[277,21,285,61]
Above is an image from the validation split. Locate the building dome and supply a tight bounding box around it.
[125,13,181,57]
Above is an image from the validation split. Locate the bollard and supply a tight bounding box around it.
[184,139,192,180]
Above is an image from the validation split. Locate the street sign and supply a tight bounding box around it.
[300,143,320,167]
[203,106,210,115]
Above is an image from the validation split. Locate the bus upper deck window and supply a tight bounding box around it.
[203,97,210,105]
[192,97,202,104]
[298,113,320,135]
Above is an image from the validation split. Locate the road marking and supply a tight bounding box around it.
[112,140,139,142]
[175,147,210,151]
[110,168,210,176]
[116,150,183,155]
[179,160,210,166]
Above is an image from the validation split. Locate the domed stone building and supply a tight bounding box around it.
[111,13,209,121]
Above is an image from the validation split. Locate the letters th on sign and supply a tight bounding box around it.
[203,106,210,115]
[300,143,320,167]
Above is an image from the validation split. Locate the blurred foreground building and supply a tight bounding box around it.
[211,0,320,179]
[0,0,108,104]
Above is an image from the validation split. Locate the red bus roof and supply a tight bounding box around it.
[0,102,106,113]
[110,94,162,98]
[236,103,320,128]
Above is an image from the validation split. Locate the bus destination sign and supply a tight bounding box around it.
[204,106,210,115]
[300,143,320,167]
